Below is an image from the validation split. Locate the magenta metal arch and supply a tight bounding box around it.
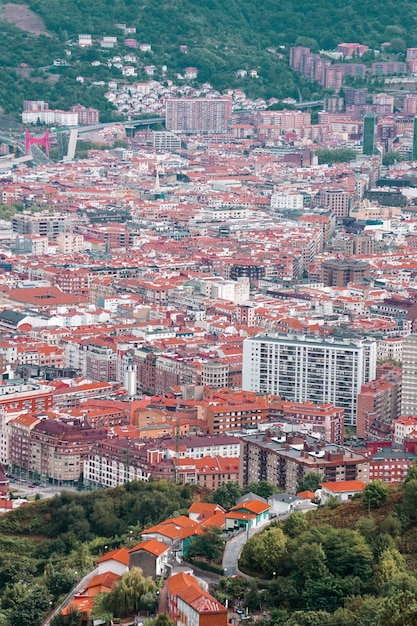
[25,128,50,157]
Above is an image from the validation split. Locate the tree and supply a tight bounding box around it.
[104,567,157,618]
[243,581,262,612]
[8,585,52,626]
[405,460,417,484]
[205,482,242,510]
[144,615,175,626]
[375,548,407,590]
[375,591,417,626]
[246,481,281,499]
[51,608,82,626]
[215,575,248,605]
[402,478,417,519]
[292,542,328,580]
[187,525,224,562]
[362,480,389,509]
[283,511,308,538]
[91,593,113,624]
[297,473,322,494]
[382,151,407,166]
[240,526,287,577]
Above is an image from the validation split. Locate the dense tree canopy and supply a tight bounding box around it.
[0,0,415,119]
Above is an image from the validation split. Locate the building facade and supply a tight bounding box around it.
[165,97,232,134]
[239,431,369,493]
[242,334,377,427]
[401,334,417,416]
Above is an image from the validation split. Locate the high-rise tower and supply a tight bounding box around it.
[363,112,377,155]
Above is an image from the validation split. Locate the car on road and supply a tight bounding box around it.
[28,484,36,488]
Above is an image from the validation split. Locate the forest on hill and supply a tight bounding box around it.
[0,0,415,120]
[0,476,417,625]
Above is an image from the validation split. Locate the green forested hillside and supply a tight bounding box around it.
[26,0,416,50]
[0,0,415,120]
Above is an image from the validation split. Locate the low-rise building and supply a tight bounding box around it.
[240,430,370,494]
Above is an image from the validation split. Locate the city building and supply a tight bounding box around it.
[70,104,100,125]
[413,116,417,161]
[242,333,377,427]
[321,259,370,286]
[165,97,232,134]
[401,334,417,416]
[12,211,73,238]
[239,430,370,493]
[363,112,377,155]
[30,419,107,484]
[280,401,345,445]
[357,372,402,440]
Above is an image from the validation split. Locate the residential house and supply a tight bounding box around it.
[97,547,129,576]
[224,499,270,532]
[129,539,170,579]
[319,480,367,503]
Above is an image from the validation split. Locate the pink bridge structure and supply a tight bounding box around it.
[25,128,50,157]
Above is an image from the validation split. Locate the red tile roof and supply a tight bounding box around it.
[129,539,169,557]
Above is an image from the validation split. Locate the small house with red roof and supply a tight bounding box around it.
[129,539,170,579]
[96,547,129,576]
[141,515,202,547]
[224,499,270,532]
[320,480,367,503]
[188,502,225,523]
[84,571,120,597]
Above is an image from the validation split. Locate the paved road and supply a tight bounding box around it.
[41,567,99,626]
[222,516,288,577]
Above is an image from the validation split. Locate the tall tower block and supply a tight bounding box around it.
[413,117,417,161]
[363,112,377,155]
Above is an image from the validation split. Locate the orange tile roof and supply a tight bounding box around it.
[188,502,225,517]
[130,539,169,557]
[321,480,366,493]
[225,511,256,521]
[167,572,200,596]
[62,595,94,616]
[96,547,129,566]
[230,499,270,514]
[297,490,316,499]
[86,571,120,592]
[178,585,227,614]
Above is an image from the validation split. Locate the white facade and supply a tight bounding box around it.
[22,109,78,127]
[84,457,150,488]
[394,418,417,445]
[401,334,417,416]
[270,192,304,210]
[242,333,377,427]
[97,558,128,577]
[56,232,85,254]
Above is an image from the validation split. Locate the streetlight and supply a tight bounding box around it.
[224,567,227,577]
[273,571,276,579]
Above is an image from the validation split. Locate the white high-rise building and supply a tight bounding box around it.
[401,334,417,416]
[242,333,377,428]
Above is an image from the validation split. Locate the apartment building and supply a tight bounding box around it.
[239,431,369,493]
[321,259,370,287]
[401,334,417,416]
[12,211,73,239]
[280,401,344,445]
[165,97,232,134]
[357,371,401,440]
[85,339,117,382]
[242,333,377,427]
[30,419,107,484]
[70,104,99,125]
